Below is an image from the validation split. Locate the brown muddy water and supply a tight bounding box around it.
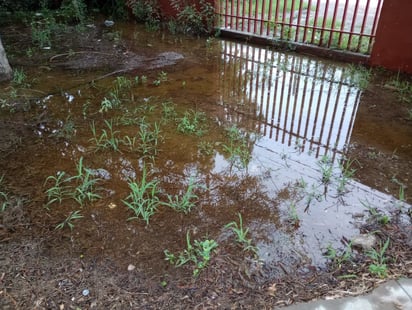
[1,22,411,290]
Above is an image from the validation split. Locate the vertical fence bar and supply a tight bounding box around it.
[356,0,371,52]
[327,0,340,48]
[294,0,304,42]
[337,0,349,48]
[302,0,313,43]
[254,0,259,35]
[273,0,281,38]
[368,0,383,53]
[260,0,266,35]
[288,0,296,41]
[266,0,273,36]
[347,0,361,51]
[310,0,321,44]
[248,0,253,33]
[319,0,330,47]
[235,0,240,30]
[280,0,288,40]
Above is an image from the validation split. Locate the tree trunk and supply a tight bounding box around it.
[0,36,12,82]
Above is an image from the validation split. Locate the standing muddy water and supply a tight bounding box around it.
[1,22,411,308]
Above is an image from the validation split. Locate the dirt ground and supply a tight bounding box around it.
[0,22,411,309]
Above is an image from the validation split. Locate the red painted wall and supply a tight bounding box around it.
[370,0,412,74]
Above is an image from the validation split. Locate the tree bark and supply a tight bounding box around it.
[0,36,12,82]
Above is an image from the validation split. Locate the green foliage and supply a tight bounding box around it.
[71,157,102,206]
[324,242,353,269]
[58,0,87,24]
[164,231,218,276]
[225,213,257,253]
[343,64,372,90]
[90,120,121,152]
[129,0,160,31]
[161,101,177,121]
[55,210,83,230]
[222,125,252,169]
[317,154,333,185]
[0,175,10,212]
[170,0,215,35]
[366,238,390,278]
[198,140,214,156]
[336,157,357,194]
[12,68,28,86]
[44,171,72,208]
[49,117,76,140]
[361,200,391,225]
[44,157,102,208]
[163,178,199,214]
[177,110,207,136]
[123,166,160,225]
[137,120,162,158]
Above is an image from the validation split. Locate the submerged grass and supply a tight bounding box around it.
[123,166,160,225]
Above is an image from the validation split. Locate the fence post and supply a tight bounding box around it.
[370,0,412,74]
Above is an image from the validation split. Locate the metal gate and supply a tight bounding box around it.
[217,0,383,54]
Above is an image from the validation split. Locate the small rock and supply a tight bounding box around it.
[351,234,377,250]
[104,20,115,27]
[127,264,136,271]
[82,289,90,296]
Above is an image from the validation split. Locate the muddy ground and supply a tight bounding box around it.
[0,21,411,309]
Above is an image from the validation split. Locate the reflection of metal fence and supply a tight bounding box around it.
[217,0,383,54]
[219,40,362,160]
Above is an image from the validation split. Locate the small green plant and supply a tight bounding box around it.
[90,120,121,152]
[44,171,72,208]
[0,175,10,212]
[137,121,162,158]
[336,157,357,194]
[324,242,353,269]
[177,110,207,136]
[161,101,177,121]
[56,210,83,230]
[288,202,300,226]
[44,157,101,208]
[344,64,372,90]
[385,74,412,104]
[114,76,132,90]
[361,200,391,225]
[123,166,160,225]
[153,71,168,86]
[71,157,102,206]
[99,91,121,113]
[12,68,27,87]
[163,178,199,214]
[164,231,218,276]
[317,154,333,184]
[222,125,252,169]
[170,0,215,35]
[225,213,257,253]
[49,117,76,140]
[198,140,214,156]
[366,238,390,278]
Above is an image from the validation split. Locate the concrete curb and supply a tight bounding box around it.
[282,279,412,310]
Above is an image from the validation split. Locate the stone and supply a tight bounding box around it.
[0,36,12,82]
[351,234,377,251]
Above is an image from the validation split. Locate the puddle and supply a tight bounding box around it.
[1,23,411,281]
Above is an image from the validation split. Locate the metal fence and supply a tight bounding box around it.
[217,0,383,54]
[218,40,362,161]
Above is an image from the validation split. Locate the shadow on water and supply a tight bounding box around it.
[0,23,410,280]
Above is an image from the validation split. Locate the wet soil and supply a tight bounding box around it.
[0,21,411,309]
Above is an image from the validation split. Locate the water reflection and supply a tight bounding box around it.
[218,40,361,162]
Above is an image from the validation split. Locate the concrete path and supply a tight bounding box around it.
[282,279,412,310]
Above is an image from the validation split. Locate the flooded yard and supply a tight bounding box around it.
[0,21,411,308]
